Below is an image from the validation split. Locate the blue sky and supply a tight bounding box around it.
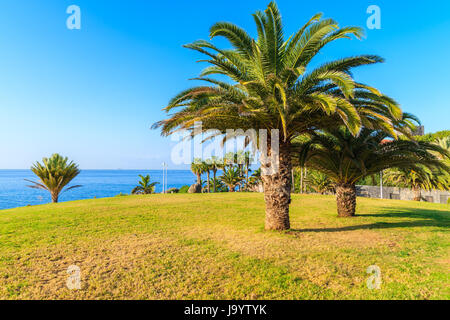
[0,0,449,169]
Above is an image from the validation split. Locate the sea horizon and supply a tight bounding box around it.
[0,169,207,210]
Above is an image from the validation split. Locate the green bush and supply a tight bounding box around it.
[178,185,190,193]
[166,188,179,194]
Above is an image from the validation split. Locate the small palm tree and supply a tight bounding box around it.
[131,175,159,194]
[435,137,450,161]
[220,167,243,192]
[304,170,335,194]
[293,127,449,216]
[25,153,81,203]
[249,168,262,187]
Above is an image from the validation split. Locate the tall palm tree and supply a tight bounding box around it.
[220,167,243,192]
[384,167,449,201]
[208,156,222,192]
[293,127,449,216]
[131,175,159,194]
[25,153,81,203]
[153,2,406,230]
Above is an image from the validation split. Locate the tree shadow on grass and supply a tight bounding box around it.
[291,220,448,233]
[291,207,449,233]
[358,207,450,221]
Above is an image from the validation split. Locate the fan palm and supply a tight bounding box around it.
[131,175,159,194]
[153,1,408,230]
[25,153,81,203]
[220,167,243,192]
[293,127,449,216]
[207,156,223,192]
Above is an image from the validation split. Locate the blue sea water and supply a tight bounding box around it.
[0,170,201,210]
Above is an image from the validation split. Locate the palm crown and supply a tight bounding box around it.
[25,153,81,203]
[293,127,449,216]
[154,1,406,141]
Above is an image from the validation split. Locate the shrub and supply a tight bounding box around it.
[178,185,190,193]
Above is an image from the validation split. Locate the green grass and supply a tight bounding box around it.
[0,193,448,300]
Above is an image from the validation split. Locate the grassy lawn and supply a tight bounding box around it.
[0,193,448,300]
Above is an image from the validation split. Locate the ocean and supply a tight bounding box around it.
[0,169,202,210]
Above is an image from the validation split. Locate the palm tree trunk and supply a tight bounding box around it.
[335,183,356,217]
[413,186,421,201]
[51,192,59,203]
[196,173,201,185]
[261,142,291,231]
[213,168,217,193]
[206,171,210,193]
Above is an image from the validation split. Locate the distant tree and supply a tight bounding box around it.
[220,167,243,192]
[385,167,449,201]
[154,1,410,230]
[190,158,204,185]
[249,168,262,187]
[131,175,159,195]
[25,153,81,203]
[293,127,449,216]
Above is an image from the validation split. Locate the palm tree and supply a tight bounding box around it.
[208,156,222,192]
[435,137,450,160]
[190,158,204,185]
[384,167,449,201]
[293,127,449,216]
[131,175,159,194]
[248,168,262,190]
[25,153,81,203]
[220,167,243,192]
[153,2,406,230]
[236,151,253,190]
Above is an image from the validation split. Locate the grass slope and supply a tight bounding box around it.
[0,193,448,300]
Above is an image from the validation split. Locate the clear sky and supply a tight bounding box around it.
[0,0,449,169]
